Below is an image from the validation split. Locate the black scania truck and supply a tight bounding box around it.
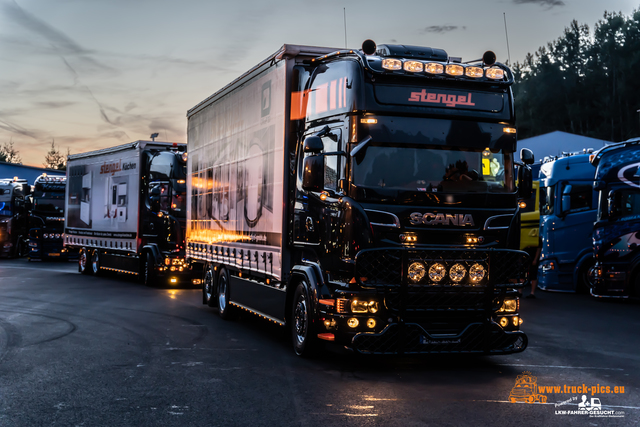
[28,174,70,261]
[186,41,533,356]
[589,138,640,298]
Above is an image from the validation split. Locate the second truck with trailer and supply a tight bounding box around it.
[0,177,30,258]
[63,141,190,285]
[187,41,533,356]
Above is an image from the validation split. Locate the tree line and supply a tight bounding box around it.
[513,9,640,142]
[0,140,68,170]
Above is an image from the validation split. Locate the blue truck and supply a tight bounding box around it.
[537,151,597,292]
[589,138,640,298]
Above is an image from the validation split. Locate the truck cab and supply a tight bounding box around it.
[0,177,30,258]
[537,152,597,292]
[589,139,640,297]
[28,174,71,260]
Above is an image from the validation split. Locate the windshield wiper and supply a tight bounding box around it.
[350,136,372,157]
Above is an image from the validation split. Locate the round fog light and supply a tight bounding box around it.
[366,318,376,329]
[469,263,486,283]
[347,318,359,328]
[408,262,426,282]
[449,263,466,283]
[499,317,509,328]
[428,263,446,282]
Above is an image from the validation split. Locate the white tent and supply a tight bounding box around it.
[518,131,611,164]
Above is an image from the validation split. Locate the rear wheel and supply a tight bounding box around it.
[79,249,91,275]
[217,268,233,319]
[91,250,101,275]
[291,281,319,357]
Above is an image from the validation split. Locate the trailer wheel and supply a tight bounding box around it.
[79,249,91,275]
[144,252,157,287]
[217,268,233,319]
[203,265,216,306]
[91,250,101,276]
[291,281,319,357]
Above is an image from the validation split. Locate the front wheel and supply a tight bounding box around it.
[577,257,595,294]
[144,252,157,286]
[291,281,319,357]
[203,265,215,306]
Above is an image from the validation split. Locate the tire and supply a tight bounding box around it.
[91,250,101,275]
[144,252,157,287]
[291,281,319,357]
[203,265,216,306]
[79,249,92,275]
[576,257,594,294]
[217,268,233,319]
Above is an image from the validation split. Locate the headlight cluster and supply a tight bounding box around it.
[43,233,61,239]
[497,298,518,313]
[334,298,379,314]
[408,261,486,285]
[381,59,505,80]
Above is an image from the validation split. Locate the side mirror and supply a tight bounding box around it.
[518,165,532,199]
[561,184,572,216]
[520,148,534,165]
[302,155,324,192]
[303,136,324,154]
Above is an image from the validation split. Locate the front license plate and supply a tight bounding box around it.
[48,253,61,257]
[420,335,461,345]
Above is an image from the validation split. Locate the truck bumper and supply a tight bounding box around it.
[350,322,527,355]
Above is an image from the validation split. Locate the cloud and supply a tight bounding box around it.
[512,0,565,7]
[33,101,75,109]
[422,25,464,34]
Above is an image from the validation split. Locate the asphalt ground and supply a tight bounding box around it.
[0,258,638,426]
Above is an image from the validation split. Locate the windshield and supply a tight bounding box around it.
[172,180,187,217]
[609,189,640,219]
[352,144,513,194]
[34,197,65,214]
[0,201,11,217]
[540,185,555,215]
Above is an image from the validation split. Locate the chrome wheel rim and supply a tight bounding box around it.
[92,253,98,274]
[218,276,227,312]
[294,294,308,345]
[79,252,87,271]
[204,270,213,301]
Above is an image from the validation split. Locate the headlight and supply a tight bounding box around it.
[428,263,446,282]
[498,298,518,313]
[408,262,426,282]
[469,263,486,283]
[449,264,466,283]
[351,300,379,314]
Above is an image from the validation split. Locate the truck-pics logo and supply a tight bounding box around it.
[509,372,548,404]
[408,90,475,107]
[409,212,474,226]
[100,161,137,175]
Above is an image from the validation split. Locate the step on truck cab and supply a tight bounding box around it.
[537,151,597,292]
[187,41,533,356]
[0,177,30,258]
[28,174,71,260]
[64,141,190,285]
[589,138,640,297]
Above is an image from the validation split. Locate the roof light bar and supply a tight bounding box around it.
[382,58,402,70]
[486,68,505,80]
[445,64,464,76]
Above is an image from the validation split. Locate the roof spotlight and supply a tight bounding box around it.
[483,51,496,66]
[362,39,377,55]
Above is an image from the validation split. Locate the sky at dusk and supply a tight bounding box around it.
[0,0,637,166]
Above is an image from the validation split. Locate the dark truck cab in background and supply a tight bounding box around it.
[28,174,72,261]
[0,177,30,258]
[187,41,533,356]
[589,138,640,297]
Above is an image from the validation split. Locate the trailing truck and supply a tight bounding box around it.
[28,174,71,260]
[0,177,30,258]
[187,41,533,356]
[63,141,190,285]
[589,138,640,297]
